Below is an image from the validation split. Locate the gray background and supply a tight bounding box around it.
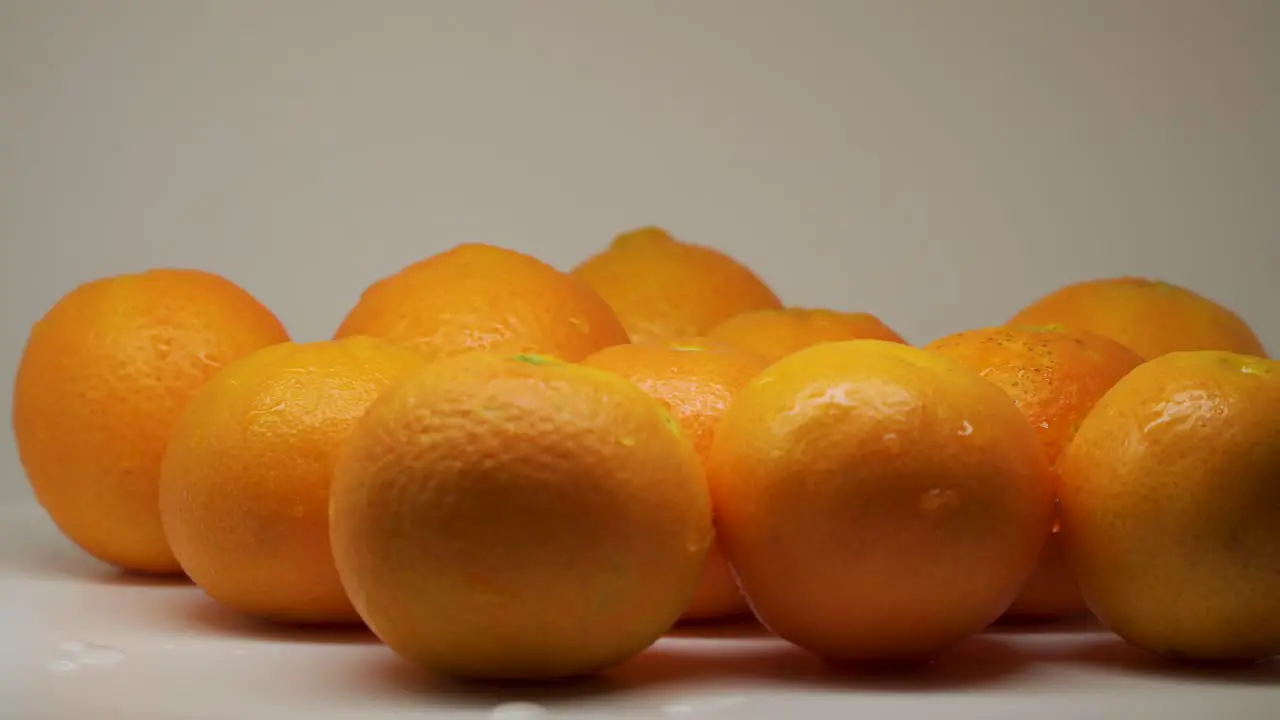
[2,0,1277,504]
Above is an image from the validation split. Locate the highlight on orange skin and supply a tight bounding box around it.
[707,307,907,364]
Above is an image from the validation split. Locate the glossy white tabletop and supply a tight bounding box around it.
[2,504,1276,719]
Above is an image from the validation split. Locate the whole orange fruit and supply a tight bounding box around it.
[707,340,1055,661]
[1059,350,1280,662]
[1010,277,1266,360]
[708,307,907,363]
[925,325,1145,619]
[12,269,289,574]
[581,342,768,621]
[334,243,628,361]
[159,337,426,624]
[570,226,782,343]
[329,351,712,679]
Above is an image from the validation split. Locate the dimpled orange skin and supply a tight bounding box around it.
[159,337,426,624]
[1058,351,1280,662]
[334,243,629,361]
[12,269,289,574]
[581,342,768,621]
[925,325,1145,619]
[708,307,908,363]
[329,352,713,680]
[570,227,783,343]
[707,340,1056,661]
[1010,277,1266,361]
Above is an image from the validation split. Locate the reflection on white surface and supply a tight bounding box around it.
[489,701,549,718]
[662,693,747,715]
[47,641,126,673]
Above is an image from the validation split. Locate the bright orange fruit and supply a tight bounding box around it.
[1010,277,1266,360]
[708,307,906,363]
[925,325,1145,619]
[159,337,427,624]
[12,269,289,574]
[707,340,1055,661]
[581,342,768,621]
[1059,350,1280,662]
[335,243,628,361]
[329,352,712,680]
[571,226,782,343]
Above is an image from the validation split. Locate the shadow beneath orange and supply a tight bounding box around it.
[102,568,191,587]
[665,616,771,639]
[986,613,1101,636]
[366,652,631,709]
[709,634,1034,692]
[353,632,1035,710]
[178,595,376,645]
[1,531,191,587]
[1047,634,1280,685]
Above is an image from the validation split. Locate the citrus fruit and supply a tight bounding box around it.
[158,337,426,624]
[329,351,712,679]
[708,307,906,363]
[12,269,289,574]
[648,335,758,358]
[581,342,768,621]
[1059,350,1280,662]
[925,325,1144,619]
[1010,277,1266,360]
[706,340,1055,660]
[570,226,782,343]
[334,243,628,361]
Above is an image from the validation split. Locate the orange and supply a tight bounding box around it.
[925,325,1145,619]
[581,342,768,621]
[11,269,289,574]
[706,340,1055,661]
[158,337,426,624]
[570,226,782,343]
[329,351,712,679]
[708,307,907,363]
[636,334,770,365]
[1059,350,1280,662]
[1010,277,1266,360]
[648,335,758,357]
[334,243,628,361]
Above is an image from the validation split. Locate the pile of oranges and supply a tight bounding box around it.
[11,227,1279,680]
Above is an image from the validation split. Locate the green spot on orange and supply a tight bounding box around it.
[1230,354,1273,375]
[511,353,560,366]
[659,411,683,437]
[668,343,708,353]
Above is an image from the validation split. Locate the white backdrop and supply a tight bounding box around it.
[2,0,1277,504]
